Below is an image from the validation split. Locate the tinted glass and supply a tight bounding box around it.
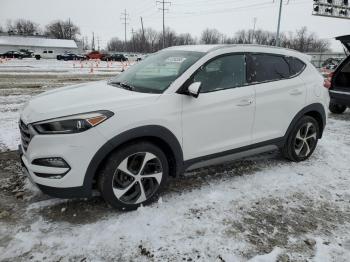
[247,54,290,83]
[193,55,246,93]
[285,57,306,76]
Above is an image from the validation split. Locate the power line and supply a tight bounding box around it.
[156,0,171,49]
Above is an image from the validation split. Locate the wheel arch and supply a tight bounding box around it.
[83,125,184,196]
[285,103,326,139]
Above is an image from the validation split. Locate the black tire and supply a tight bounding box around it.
[35,55,41,60]
[281,116,320,162]
[329,102,347,114]
[98,142,169,210]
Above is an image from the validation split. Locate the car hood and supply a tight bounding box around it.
[21,80,160,124]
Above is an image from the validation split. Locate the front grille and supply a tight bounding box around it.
[19,120,32,151]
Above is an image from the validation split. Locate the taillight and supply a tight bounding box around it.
[323,72,334,89]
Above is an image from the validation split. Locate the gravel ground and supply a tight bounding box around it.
[0,66,350,261]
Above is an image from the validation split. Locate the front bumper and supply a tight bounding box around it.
[19,127,108,198]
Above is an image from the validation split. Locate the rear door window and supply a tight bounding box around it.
[247,54,290,83]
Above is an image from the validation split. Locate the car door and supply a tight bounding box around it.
[247,53,307,143]
[182,54,255,160]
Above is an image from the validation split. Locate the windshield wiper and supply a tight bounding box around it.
[109,81,135,91]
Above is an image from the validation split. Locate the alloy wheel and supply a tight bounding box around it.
[294,122,317,158]
[112,152,163,204]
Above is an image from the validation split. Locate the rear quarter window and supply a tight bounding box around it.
[285,57,306,76]
[247,54,290,83]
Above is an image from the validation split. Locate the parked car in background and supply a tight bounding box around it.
[101,53,128,62]
[19,49,34,58]
[327,35,350,114]
[19,45,329,210]
[322,58,343,71]
[86,51,105,60]
[1,51,24,59]
[57,53,86,61]
[34,50,57,60]
[125,53,143,61]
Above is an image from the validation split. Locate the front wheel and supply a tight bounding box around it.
[282,116,320,162]
[98,142,169,210]
[329,102,347,114]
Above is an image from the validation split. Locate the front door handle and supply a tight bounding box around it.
[289,89,303,96]
[237,98,254,106]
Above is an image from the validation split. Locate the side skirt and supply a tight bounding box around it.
[183,138,284,171]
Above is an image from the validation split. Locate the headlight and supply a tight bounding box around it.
[33,110,114,135]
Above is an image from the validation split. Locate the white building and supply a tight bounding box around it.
[0,35,80,57]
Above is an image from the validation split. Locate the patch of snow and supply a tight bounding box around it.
[248,247,282,262]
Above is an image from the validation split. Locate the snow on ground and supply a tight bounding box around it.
[0,112,350,261]
[0,90,31,151]
[0,58,131,74]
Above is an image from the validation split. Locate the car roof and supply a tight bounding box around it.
[165,44,310,61]
[167,44,300,54]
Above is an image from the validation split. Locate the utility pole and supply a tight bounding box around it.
[140,16,146,52]
[68,18,72,39]
[91,32,95,51]
[120,9,130,52]
[252,17,257,44]
[131,28,135,52]
[156,0,171,49]
[275,0,283,46]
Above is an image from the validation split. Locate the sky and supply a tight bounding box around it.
[1,0,349,51]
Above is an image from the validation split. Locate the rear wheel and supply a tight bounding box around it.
[282,116,320,162]
[98,142,169,210]
[329,102,347,114]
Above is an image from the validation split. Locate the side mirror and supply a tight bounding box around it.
[188,82,202,98]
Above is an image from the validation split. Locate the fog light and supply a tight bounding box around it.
[32,157,69,168]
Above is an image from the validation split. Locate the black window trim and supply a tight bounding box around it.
[245,52,306,86]
[177,51,306,95]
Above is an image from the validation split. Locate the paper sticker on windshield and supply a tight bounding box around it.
[166,57,186,63]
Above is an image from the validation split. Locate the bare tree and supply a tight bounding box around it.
[107,37,124,52]
[45,20,80,40]
[280,27,330,52]
[105,25,329,54]
[176,33,196,45]
[0,24,3,33]
[230,27,329,52]
[200,28,222,44]
[6,19,40,35]
[145,28,159,52]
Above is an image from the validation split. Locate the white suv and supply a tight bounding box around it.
[19,45,329,210]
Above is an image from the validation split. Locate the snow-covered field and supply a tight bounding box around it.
[0,58,130,74]
[0,64,350,261]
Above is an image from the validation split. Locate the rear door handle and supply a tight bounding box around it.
[237,98,254,106]
[289,89,303,96]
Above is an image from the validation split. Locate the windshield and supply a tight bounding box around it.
[109,50,205,93]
